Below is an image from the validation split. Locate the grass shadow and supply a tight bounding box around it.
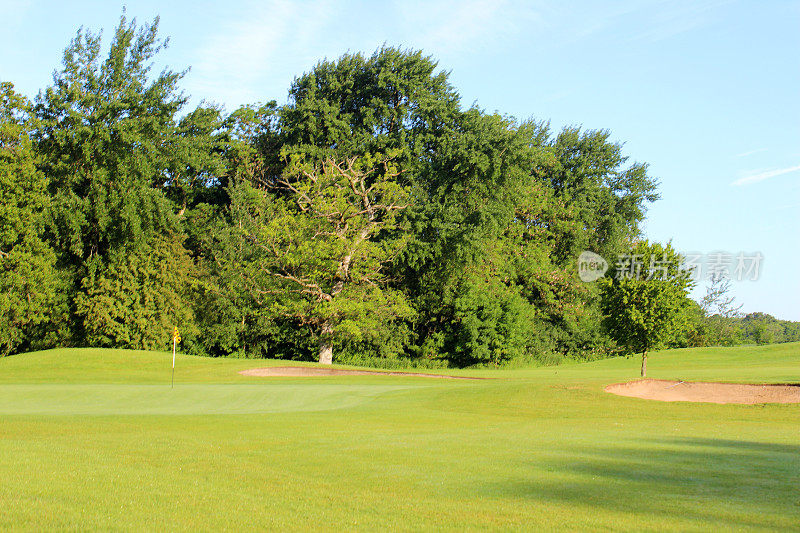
[480,437,800,529]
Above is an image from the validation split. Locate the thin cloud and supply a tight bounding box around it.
[395,0,544,56]
[732,164,800,186]
[183,0,547,109]
[185,0,338,109]
[627,0,731,43]
[736,148,767,158]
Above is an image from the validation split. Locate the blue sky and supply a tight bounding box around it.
[2,0,798,319]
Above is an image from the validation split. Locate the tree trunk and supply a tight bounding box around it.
[318,342,332,365]
[318,321,333,365]
[641,351,647,378]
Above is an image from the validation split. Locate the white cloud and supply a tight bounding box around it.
[185,0,338,109]
[394,0,544,56]
[735,148,767,158]
[627,0,731,43]
[183,0,546,110]
[732,164,800,186]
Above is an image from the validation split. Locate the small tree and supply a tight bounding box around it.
[598,241,693,377]
[699,274,743,345]
[700,274,743,318]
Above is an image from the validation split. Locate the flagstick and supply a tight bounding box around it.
[171,336,176,389]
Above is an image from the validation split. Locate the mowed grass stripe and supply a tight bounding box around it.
[0,383,425,415]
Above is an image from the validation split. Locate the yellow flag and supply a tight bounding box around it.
[171,327,180,388]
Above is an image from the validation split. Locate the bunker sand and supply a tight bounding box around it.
[606,378,800,404]
[239,366,482,379]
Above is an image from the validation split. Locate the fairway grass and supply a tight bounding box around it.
[1,344,799,530]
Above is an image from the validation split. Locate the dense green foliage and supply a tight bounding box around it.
[1,16,795,365]
[0,83,67,355]
[30,16,222,352]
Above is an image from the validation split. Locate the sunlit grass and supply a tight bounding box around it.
[1,343,798,530]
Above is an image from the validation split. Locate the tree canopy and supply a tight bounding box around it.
[1,15,792,365]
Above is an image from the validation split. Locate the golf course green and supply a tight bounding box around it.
[1,344,799,530]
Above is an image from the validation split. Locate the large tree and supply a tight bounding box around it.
[218,153,413,364]
[266,47,661,365]
[33,15,223,350]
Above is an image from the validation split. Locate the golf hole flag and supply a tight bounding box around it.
[172,327,181,388]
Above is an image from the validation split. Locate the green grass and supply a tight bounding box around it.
[1,343,799,531]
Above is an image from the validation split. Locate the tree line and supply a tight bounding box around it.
[1,16,796,366]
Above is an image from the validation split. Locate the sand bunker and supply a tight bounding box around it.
[239,366,480,379]
[605,379,800,404]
